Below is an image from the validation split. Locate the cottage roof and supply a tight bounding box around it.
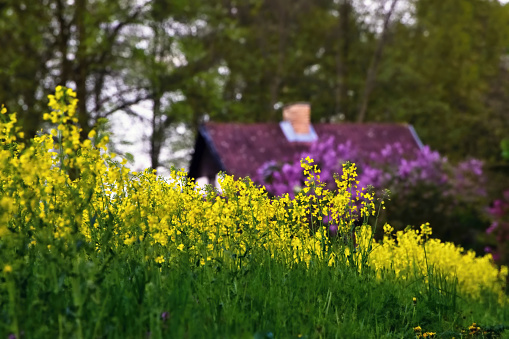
[188,122,423,180]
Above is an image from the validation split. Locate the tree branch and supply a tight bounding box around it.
[357,0,399,123]
[100,93,153,118]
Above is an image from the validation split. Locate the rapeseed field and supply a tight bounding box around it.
[1,87,508,338]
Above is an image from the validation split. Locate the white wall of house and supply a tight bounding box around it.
[196,174,221,191]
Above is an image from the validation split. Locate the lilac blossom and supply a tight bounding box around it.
[485,190,509,264]
[255,137,487,246]
[256,138,484,202]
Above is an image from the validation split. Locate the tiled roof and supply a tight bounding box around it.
[192,122,422,180]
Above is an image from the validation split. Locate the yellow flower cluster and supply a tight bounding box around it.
[413,326,436,338]
[0,86,507,304]
[368,223,508,303]
[0,105,24,144]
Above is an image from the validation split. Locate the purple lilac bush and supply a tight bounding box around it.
[256,137,488,250]
[484,143,509,265]
[485,191,509,263]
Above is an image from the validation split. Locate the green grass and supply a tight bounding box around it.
[2,86,508,338]
[1,242,508,338]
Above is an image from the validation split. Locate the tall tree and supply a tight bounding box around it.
[357,0,400,123]
[371,0,509,160]
[0,0,152,140]
[120,0,224,171]
[199,0,373,124]
[0,1,51,137]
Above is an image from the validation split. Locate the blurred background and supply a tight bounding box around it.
[1,0,509,261]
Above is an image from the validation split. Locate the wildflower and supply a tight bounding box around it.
[3,265,12,274]
[414,326,422,333]
[383,223,394,234]
[468,323,481,335]
[420,222,432,237]
[161,311,169,321]
[412,297,417,306]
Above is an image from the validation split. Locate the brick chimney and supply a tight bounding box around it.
[283,103,310,134]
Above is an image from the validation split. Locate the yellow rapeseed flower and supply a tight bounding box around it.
[3,265,12,274]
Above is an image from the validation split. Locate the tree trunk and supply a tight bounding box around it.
[75,0,90,140]
[357,0,399,123]
[334,0,350,121]
[56,0,71,87]
[150,95,162,171]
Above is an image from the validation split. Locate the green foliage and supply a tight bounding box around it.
[2,239,508,338]
[374,0,509,161]
[199,0,375,124]
[0,0,150,140]
[502,138,509,161]
[186,0,509,164]
[0,1,51,137]
[3,0,509,171]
